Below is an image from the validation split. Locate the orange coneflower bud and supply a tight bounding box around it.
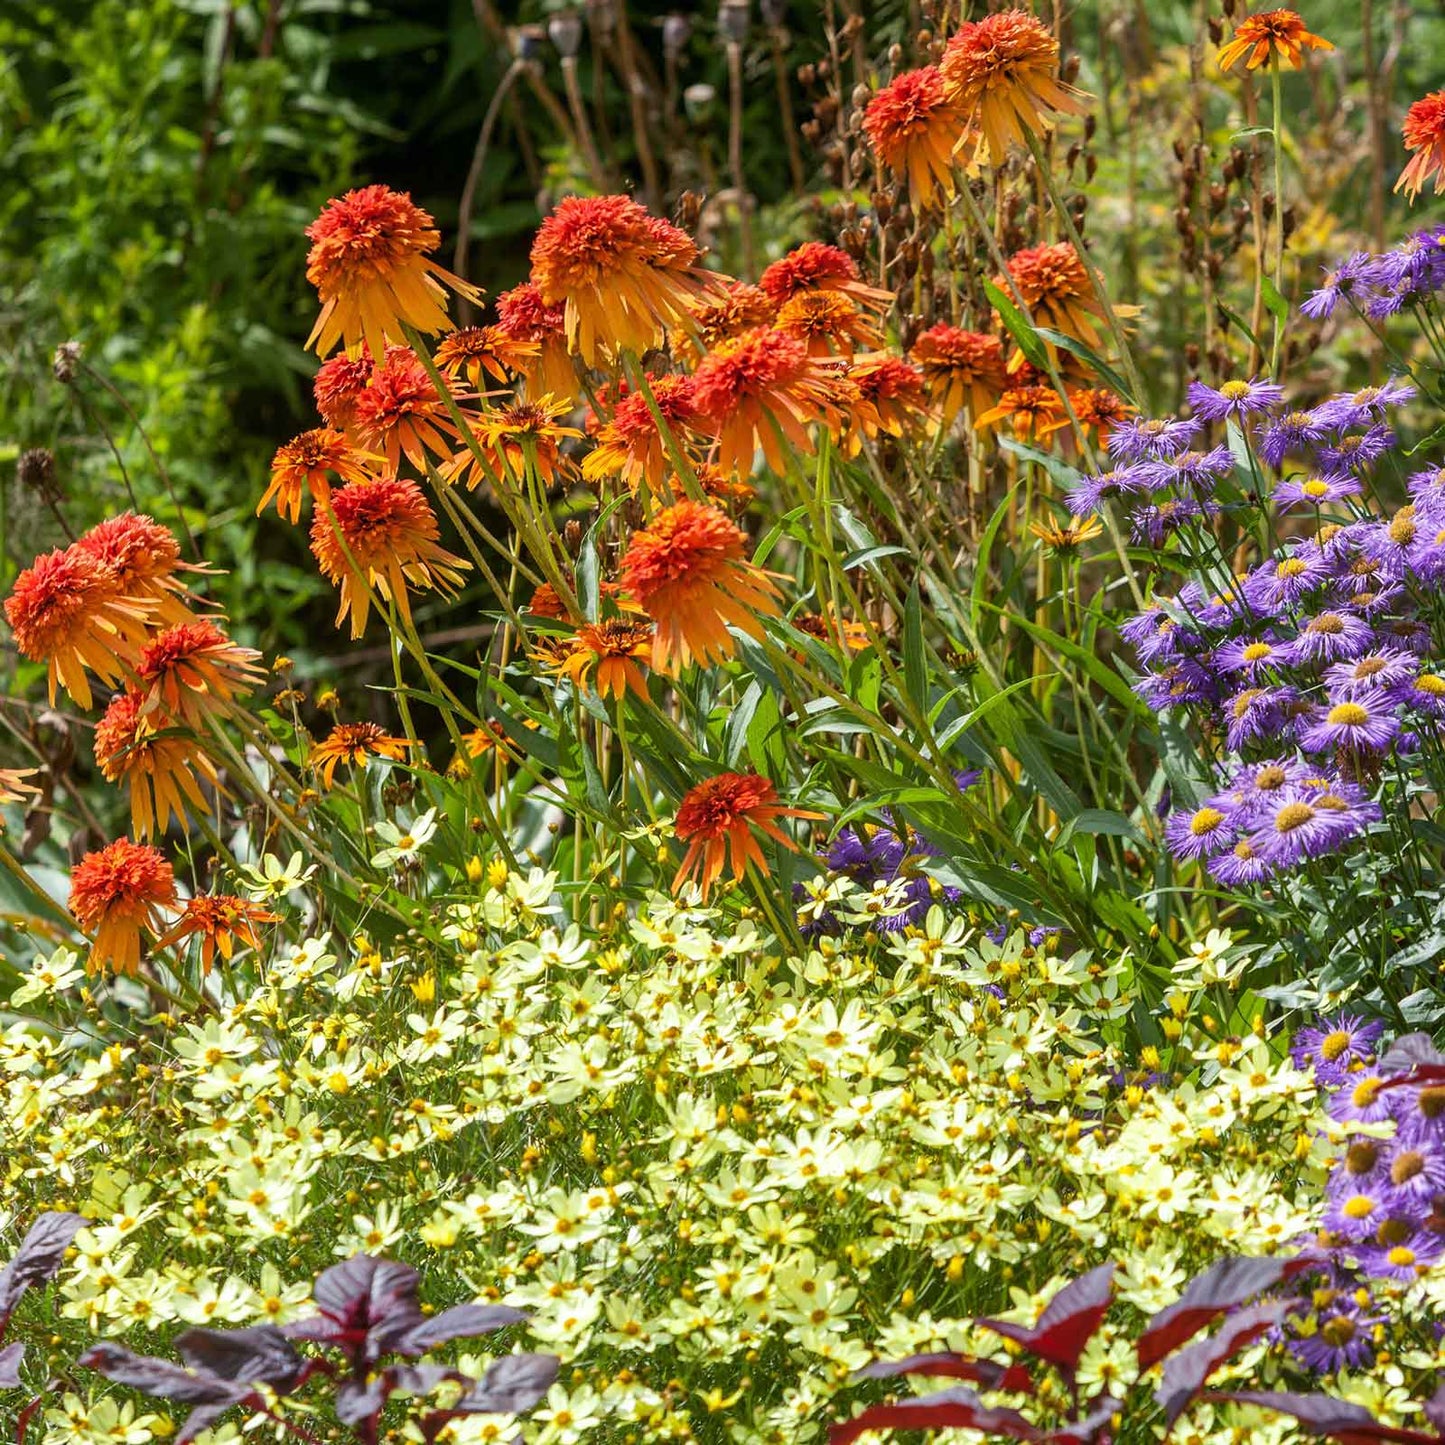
[155,894,279,975]
[309,720,413,789]
[310,476,468,638]
[134,620,265,730]
[450,720,522,780]
[691,328,842,478]
[619,500,783,675]
[759,242,894,317]
[939,9,1087,161]
[1397,91,1445,202]
[672,771,821,901]
[527,582,570,622]
[1217,9,1333,72]
[446,397,583,491]
[304,184,483,359]
[350,345,458,473]
[494,282,577,402]
[261,428,374,524]
[910,324,1008,425]
[776,291,882,358]
[582,376,703,491]
[75,513,203,627]
[863,66,968,206]
[68,838,177,976]
[1068,387,1136,447]
[1001,241,1106,347]
[529,194,726,367]
[976,383,1069,442]
[435,324,540,389]
[95,688,221,840]
[848,354,930,442]
[4,546,152,709]
[314,349,375,432]
[679,282,776,360]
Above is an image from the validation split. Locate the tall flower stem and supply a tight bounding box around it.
[1269,54,1286,377]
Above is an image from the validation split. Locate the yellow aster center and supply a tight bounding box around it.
[1319,1029,1352,1062]
[1345,1140,1378,1173]
[1321,1317,1357,1347]
[1310,614,1344,634]
[1190,807,1225,836]
[1392,1151,1426,1185]
[1418,675,1445,695]
[1342,1194,1375,1220]
[1219,380,1251,400]
[1277,557,1307,578]
[1275,801,1315,833]
[1255,765,1287,789]
[1243,642,1273,661]
[1352,1078,1382,1108]
[1387,1246,1417,1268]
[1302,480,1330,498]
[1327,703,1369,727]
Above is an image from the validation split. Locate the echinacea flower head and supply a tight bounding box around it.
[1068,388,1135,446]
[976,384,1068,442]
[863,66,966,205]
[1217,9,1333,72]
[909,324,1007,424]
[134,620,264,731]
[1396,91,1445,201]
[536,619,655,702]
[1187,376,1286,421]
[313,349,374,431]
[494,282,577,401]
[310,476,468,638]
[1001,242,1104,345]
[672,771,821,900]
[309,720,412,789]
[457,397,583,490]
[260,428,373,524]
[529,194,724,366]
[678,281,776,360]
[775,290,881,357]
[304,184,483,359]
[846,355,929,441]
[434,324,539,389]
[76,512,202,626]
[618,500,783,674]
[95,688,221,840]
[68,838,177,977]
[1291,1013,1385,1084]
[582,375,702,491]
[938,8,1087,160]
[350,345,457,472]
[758,241,893,316]
[4,545,152,709]
[154,893,279,975]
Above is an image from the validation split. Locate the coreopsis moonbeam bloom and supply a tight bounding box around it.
[370,807,439,869]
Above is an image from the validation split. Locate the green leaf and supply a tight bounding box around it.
[1260,276,1289,326]
[1033,327,1136,404]
[1216,303,1262,350]
[933,677,1036,751]
[1231,124,1275,141]
[984,279,1050,371]
[842,543,911,572]
[1058,810,1146,847]
[902,579,927,712]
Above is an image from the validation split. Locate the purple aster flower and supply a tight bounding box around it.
[1065,466,1151,516]
[1207,837,1275,887]
[1214,758,1311,819]
[824,822,959,933]
[1119,606,1199,665]
[1313,380,1418,432]
[1164,802,1236,861]
[1282,610,1375,665]
[1330,1134,1388,1193]
[1134,658,1218,709]
[1408,465,1445,502]
[1187,376,1286,422]
[1291,1014,1386,1085]
[1216,635,1290,679]
[1300,251,1375,319]
[1273,473,1363,511]
[1375,617,1432,654]
[1129,497,1218,547]
[1327,1069,1395,1125]
[1136,445,1236,495]
[1324,649,1418,697]
[1288,1293,1386,1375]
[1321,1185,1387,1242]
[1379,1140,1445,1212]
[1318,425,1397,475]
[1258,410,1330,468]
[952,767,982,792]
[1107,415,1202,463]
[1224,685,1301,751]
[1340,585,1403,620]
[1297,697,1400,754]
[1243,547,1333,612]
[1356,1224,1445,1283]
[1177,579,1249,631]
[1400,671,1445,719]
[1388,1081,1445,1146]
[1248,783,1378,868]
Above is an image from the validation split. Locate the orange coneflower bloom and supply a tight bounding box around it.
[678,282,776,361]
[1030,514,1103,557]
[95,688,221,840]
[314,349,374,431]
[350,345,458,473]
[582,375,703,491]
[309,720,413,789]
[1217,9,1333,72]
[310,476,468,638]
[690,328,842,478]
[848,354,930,441]
[449,719,522,779]
[304,184,483,359]
[4,546,152,709]
[1397,91,1445,201]
[1002,242,1106,347]
[691,463,758,510]
[910,324,1008,425]
[1068,387,1136,447]
[536,619,655,702]
[0,768,41,806]
[776,291,882,358]
[793,611,871,652]
[155,894,279,975]
[939,8,1087,160]
[529,194,726,366]
[976,383,1069,441]
[619,500,783,675]
[527,582,571,622]
[435,324,540,389]
[672,771,821,901]
[68,838,177,977]
[863,66,968,206]
[446,397,583,491]
[494,282,577,402]
[759,242,894,318]
[75,513,204,627]
[260,428,375,524]
[134,620,265,731]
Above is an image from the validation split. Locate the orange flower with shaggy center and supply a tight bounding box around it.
[910,324,1008,424]
[304,184,482,359]
[351,345,459,472]
[759,242,893,317]
[678,282,776,360]
[445,397,582,491]
[4,546,152,709]
[691,328,842,478]
[314,349,374,431]
[672,771,821,900]
[1068,387,1136,446]
[535,619,655,702]
[864,66,968,205]
[311,476,468,638]
[1218,9,1333,71]
[847,354,929,442]
[1397,91,1445,201]
[619,500,783,674]
[529,194,725,366]
[156,894,279,975]
[435,324,540,389]
[495,282,577,401]
[135,620,265,730]
[582,375,702,491]
[776,291,882,357]
[1002,241,1106,346]
[95,688,221,840]
[939,8,1087,160]
[69,838,177,977]
[309,720,413,788]
[976,383,1069,441]
[261,428,374,524]
[76,513,204,626]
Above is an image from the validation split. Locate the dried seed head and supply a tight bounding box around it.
[53,340,83,384]
[718,1,750,46]
[16,447,57,499]
[548,10,585,57]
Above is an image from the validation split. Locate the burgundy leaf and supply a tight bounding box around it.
[0,1340,24,1387]
[174,1325,302,1389]
[336,1374,391,1426]
[856,1353,1032,1394]
[1425,1383,1445,1434]
[1041,1395,1122,1444]
[830,1387,1042,1445]
[286,1255,424,1367]
[395,1303,528,1356]
[79,1342,247,1405]
[1157,1301,1291,1424]
[16,1393,45,1445]
[176,1404,234,1445]
[1137,1253,1322,1369]
[1379,1034,1445,1075]
[0,1213,87,1322]
[1208,1392,1444,1445]
[977,1264,1116,1375]
[454,1353,561,1414]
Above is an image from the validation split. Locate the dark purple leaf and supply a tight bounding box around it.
[285,1255,424,1365]
[0,1340,24,1387]
[336,1374,392,1426]
[1157,1301,1291,1423]
[856,1353,1032,1394]
[0,1213,87,1321]
[1379,1034,1445,1075]
[1425,1383,1445,1434]
[977,1264,1116,1375]
[395,1304,527,1356]
[17,1393,45,1445]
[1042,1395,1122,1444]
[455,1353,561,1414]
[79,1342,246,1406]
[1137,1253,1322,1368]
[830,1387,1041,1445]
[174,1325,302,1389]
[176,1404,233,1445]
[1208,1392,1443,1445]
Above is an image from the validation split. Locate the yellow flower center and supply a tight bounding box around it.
[1301,479,1330,498]
[1319,1029,1352,1061]
[1419,675,1445,695]
[1243,642,1273,661]
[1327,702,1369,727]
[1277,557,1308,578]
[1352,1077,1382,1109]
[1190,807,1225,836]
[1275,801,1315,833]
[1219,380,1251,400]
[1342,1194,1375,1220]
[1392,1151,1426,1185]
[1321,1316,1357,1347]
